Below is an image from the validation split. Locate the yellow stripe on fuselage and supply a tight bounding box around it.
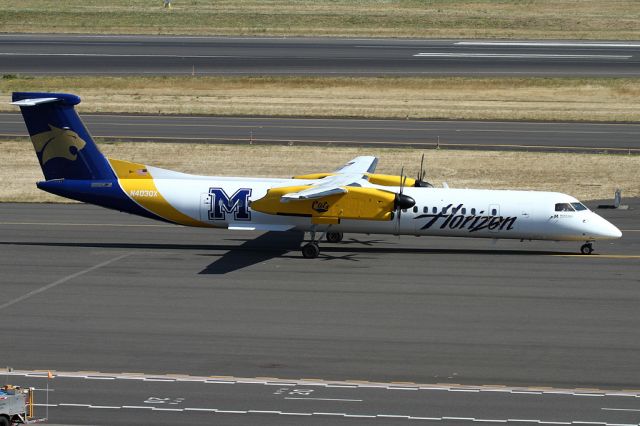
[108,158,210,227]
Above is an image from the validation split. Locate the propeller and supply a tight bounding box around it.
[414,153,434,188]
[393,166,416,233]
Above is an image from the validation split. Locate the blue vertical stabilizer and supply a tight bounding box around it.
[12,92,115,181]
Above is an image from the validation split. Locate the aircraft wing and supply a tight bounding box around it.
[333,156,379,174]
[281,173,360,201]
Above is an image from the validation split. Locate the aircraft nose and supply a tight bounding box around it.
[586,214,622,240]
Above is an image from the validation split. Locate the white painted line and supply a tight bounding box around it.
[344,414,376,418]
[285,397,363,402]
[506,420,539,424]
[184,408,217,412]
[473,420,507,423]
[122,405,153,409]
[571,393,604,397]
[377,414,410,418]
[89,405,121,409]
[602,407,640,411]
[386,386,418,391]
[278,411,312,416]
[86,376,116,380]
[510,391,543,395]
[215,410,247,414]
[151,407,184,411]
[248,410,282,414]
[143,378,176,382]
[0,253,130,310]
[456,41,640,48]
[59,403,91,407]
[413,53,631,59]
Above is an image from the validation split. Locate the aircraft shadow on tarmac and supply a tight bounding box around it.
[1,231,569,274]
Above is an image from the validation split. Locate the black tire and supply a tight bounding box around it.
[0,415,10,426]
[302,243,320,259]
[326,232,343,243]
[580,243,593,255]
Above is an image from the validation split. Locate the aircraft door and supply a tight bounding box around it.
[200,193,212,222]
[489,204,500,233]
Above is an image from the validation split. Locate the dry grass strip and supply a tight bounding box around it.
[2,140,637,203]
[2,76,639,122]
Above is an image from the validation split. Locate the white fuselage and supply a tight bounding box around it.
[149,167,622,242]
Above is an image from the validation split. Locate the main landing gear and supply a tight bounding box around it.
[326,231,344,243]
[580,242,594,255]
[301,229,344,258]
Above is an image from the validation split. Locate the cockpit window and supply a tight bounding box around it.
[555,203,575,212]
[571,202,588,211]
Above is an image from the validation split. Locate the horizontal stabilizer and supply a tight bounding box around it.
[11,97,60,107]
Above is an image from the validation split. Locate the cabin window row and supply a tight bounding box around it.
[404,206,498,216]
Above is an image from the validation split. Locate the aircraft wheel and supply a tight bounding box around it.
[580,243,594,255]
[302,243,320,259]
[326,232,343,243]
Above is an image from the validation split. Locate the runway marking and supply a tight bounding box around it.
[285,397,363,402]
[10,369,640,398]
[602,407,640,411]
[32,403,639,425]
[0,253,130,310]
[0,221,173,228]
[456,41,640,48]
[413,53,631,60]
[0,52,235,59]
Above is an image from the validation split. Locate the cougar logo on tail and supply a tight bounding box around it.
[31,124,87,165]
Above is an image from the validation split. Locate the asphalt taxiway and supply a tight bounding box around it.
[2,113,639,153]
[1,34,639,77]
[1,200,639,425]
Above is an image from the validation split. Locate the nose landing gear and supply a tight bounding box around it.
[580,242,594,255]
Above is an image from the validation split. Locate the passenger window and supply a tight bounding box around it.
[423,206,428,213]
[413,206,418,213]
[471,208,476,215]
[491,208,497,216]
[462,208,466,215]
[555,203,574,212]
[432,207,437,213]
[571,202,587,211]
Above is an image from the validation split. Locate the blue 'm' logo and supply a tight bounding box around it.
[208,188,252,221]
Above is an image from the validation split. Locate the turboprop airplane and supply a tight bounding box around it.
[12,92,622,258]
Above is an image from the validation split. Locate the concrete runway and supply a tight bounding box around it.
[2,112,639,153]
[1,199,639,425]
[1,34,639,77]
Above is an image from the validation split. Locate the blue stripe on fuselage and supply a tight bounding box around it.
[37,179,171,223]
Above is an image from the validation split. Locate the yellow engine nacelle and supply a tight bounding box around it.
[365,173,418,187]
[251,185,396,224]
